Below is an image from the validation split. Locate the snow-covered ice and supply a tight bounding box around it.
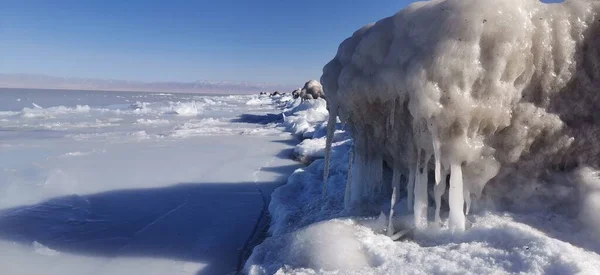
[0,88,303,274]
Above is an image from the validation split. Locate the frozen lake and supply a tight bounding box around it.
[0,88,301,274]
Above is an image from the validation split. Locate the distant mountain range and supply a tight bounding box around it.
[0,74,297,94]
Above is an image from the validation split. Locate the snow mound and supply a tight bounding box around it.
[246,219,375,275]
[294,130,350,163]
[321,0,600,229]
[282,98,329,137]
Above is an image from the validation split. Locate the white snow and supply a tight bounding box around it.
[251,212,600,275]
[282,98,329,137]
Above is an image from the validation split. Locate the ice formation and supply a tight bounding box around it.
[300,80,325,100]
[321,0,600,231]
[245,93,600,274]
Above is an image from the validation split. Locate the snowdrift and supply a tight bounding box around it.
[321,0,600,230]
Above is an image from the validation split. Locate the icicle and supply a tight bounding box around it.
[373,155,383,195]
[449,163,466,231]
[414,153,430,229]
[432,127,441,186]
[387,164,401,237]
[323,104,338,194]
[434,169,447,224]
[387,100,396,131]
[432,127,445,224]
[408,121,419,211]
[464,189,471,215]
[344,143,354,209]
[407,160,415,211]
[390,100,395,128]
[349,135,366,206]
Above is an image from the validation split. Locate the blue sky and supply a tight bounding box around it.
[0,0,565,85]
[0,0,414,85]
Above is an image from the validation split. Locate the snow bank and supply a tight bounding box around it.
[321,0,600,229]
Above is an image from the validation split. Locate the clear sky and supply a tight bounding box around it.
[0,0,565,85]
[0,0,415,85]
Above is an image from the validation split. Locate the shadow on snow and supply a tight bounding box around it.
[0,160,301,275]
[231,113,283,125]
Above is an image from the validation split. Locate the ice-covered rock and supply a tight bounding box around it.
[300,80,325,100]
[321,0,600,230]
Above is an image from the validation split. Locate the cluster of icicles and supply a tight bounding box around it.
[323,111,469,234]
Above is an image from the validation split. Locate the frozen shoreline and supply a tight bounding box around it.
[245,95,600,274]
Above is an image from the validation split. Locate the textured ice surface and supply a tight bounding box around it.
[321,0,600,229]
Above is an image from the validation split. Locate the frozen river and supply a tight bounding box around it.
[0,88,301,274]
